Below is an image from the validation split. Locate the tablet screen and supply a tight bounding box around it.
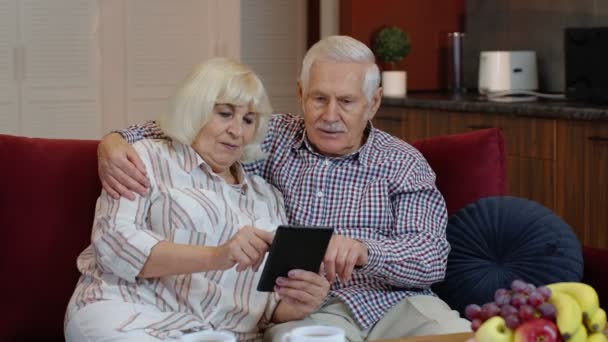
[256,225,334,292]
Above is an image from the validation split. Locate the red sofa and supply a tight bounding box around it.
[1,129,606,340]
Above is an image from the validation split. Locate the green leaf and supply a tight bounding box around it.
[372,27,411,64]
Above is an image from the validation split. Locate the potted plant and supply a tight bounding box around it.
[372,26,411,97]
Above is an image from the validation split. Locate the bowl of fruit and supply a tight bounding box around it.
[467,280,606,342]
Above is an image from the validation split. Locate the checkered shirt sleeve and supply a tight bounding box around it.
[115,120,167,144]
[359,159,450,288]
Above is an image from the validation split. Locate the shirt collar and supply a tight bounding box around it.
[291,120,375,165]
[358,122,375,166]
[174,141,205,173]
[291,119,307,150]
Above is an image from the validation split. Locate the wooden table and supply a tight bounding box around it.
[376,332,474,342]
[378,330,607,342]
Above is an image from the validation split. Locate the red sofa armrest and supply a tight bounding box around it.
[0,134,101,340]
[582,246,608,307]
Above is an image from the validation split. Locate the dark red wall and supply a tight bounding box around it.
[340,0,465,91]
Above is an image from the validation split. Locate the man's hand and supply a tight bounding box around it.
[217,226,274,272]
[98,133,149,200]
[323,235,368,284]
[272,269,330,322]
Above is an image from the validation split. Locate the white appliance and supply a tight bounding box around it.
[478,51,539,101]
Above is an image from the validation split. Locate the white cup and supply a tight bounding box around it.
[181,330,236,342]
[282,326,345,342]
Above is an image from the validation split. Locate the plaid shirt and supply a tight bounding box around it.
[119,114,450,329]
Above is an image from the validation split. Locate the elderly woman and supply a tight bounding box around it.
[65,58,330,341]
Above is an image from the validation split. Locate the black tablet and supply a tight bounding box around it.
[257,225,334,292]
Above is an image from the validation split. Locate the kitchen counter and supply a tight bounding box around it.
[381,92,608,121]
[374,92,608,251]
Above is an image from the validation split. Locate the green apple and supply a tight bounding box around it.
[475,316,514,342]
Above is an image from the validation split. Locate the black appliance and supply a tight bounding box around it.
[565,27,608,103]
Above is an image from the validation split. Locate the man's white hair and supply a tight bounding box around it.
[299,35,381,101]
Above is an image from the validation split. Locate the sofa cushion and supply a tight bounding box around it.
[411,128,507,216]
[0,134,100,341]
[432,196,584,315]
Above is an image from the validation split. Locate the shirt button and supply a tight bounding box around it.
[324,159,330,166]
[316,191,324,198]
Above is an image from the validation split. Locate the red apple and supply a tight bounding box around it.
[513,318,560,342]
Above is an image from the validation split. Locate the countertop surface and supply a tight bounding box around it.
[381,92,608,121]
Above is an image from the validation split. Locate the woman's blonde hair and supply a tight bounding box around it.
[158,58,272,162]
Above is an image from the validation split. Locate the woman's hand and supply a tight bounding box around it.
[271,269,330,323]
[139,226,271,278]
[98,133,150,200]
[217,225,274,272]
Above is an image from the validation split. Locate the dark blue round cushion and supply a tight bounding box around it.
[432,196,583,316]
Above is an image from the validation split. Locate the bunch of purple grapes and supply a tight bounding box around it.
[465,279,557,331]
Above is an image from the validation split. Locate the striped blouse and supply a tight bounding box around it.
[65,139,288,340]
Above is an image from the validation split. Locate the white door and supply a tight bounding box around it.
[0,0,20,135]
[241,0,307,115]
[20,0,100,139]
[125,0,236,125]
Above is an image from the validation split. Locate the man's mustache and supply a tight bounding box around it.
[315,122,347,133]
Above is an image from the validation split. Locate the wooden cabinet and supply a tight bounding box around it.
[376,106,607,248]
[557,121,608,248]
[427,111,502,137]
[372,107,405,139]
[372,107,427,143]
[426,110,556,210]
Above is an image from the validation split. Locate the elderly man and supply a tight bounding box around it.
[97,35,470,341]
